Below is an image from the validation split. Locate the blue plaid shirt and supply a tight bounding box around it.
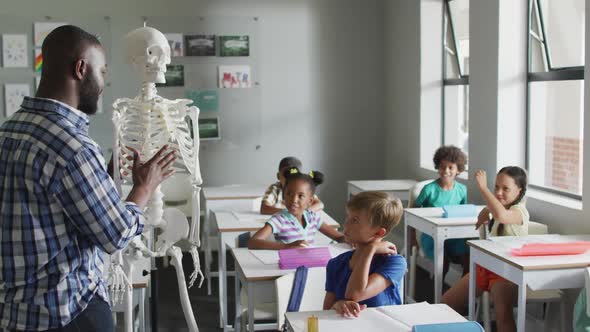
[0,97,144,331]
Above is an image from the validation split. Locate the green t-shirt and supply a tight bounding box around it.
[414,180,467,208]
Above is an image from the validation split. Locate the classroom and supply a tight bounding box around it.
[0,0,587,331]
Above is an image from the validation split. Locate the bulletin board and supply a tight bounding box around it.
[144,15,262,152]
[0,15,113,123]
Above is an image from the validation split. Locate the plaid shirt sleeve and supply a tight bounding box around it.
[53,147,144,254]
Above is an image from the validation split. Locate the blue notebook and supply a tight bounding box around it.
[412,321,484,332]
[442,204,477,218]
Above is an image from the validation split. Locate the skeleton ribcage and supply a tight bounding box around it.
[114,97,200,185]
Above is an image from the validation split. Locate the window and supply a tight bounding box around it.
[527,0,585,197]
[443,0,470,155]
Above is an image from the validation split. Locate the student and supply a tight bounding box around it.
[323,191,406,318]
[414,145,469,276]
[260,156,324,214]
[441,166,529,332]
[248,168,344,249]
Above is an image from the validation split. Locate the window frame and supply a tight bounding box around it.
[442,0,469,146]
[526,0,585,200]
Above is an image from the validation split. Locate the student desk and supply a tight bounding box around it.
[202,184,267,295]
[215,210,341,331]
[284,302,466,332]
[231,244,351,332]
[404,207,482,303]
[468,234,590,332]
[347,179,417,202]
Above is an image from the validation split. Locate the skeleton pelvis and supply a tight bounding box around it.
[155,208,190,251]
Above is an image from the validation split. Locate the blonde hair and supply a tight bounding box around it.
[346,191,404,234]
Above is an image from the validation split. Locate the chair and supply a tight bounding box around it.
[275,267,327,328]
[479,221,566,332]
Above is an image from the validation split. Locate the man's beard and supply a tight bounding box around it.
[78,74,100,115]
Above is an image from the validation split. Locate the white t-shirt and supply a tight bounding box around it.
[490,201,530,237]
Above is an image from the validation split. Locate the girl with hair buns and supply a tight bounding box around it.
[248,167,345,250]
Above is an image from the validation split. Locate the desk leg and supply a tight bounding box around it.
[404,214,410,302]
[516,276,527,332]
[218,234,227,329]
[205,211,212,296]
[434,230,444,303]
[468,254,476,321]
[247,282,254,332]
[234,270,241,332]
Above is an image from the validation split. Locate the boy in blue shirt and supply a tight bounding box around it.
[323,191,406,317]
[415,145,468,276]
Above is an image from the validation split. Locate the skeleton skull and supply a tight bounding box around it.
[123,27,171,84]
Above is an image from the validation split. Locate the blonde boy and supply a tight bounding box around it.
[323,192,406,317]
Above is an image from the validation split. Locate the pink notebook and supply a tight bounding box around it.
[278,247,332,269]
[511,241,590,256]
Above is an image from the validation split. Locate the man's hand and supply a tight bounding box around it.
[125,145,176,209]
[129,145,176,193]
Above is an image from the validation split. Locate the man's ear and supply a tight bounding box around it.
[276,172,280,180]
[74,59,87,81]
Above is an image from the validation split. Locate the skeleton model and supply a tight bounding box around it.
[109,26,202,332]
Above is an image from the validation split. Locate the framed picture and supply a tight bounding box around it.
[219,36,249,56]
[164,33,184,57]
[185,89,219,112]
[34,22,68,47]
[34,49,43,73]
[156,64,184,87]
[184,35,215,56]
[4,84,30,117]
[2,34,28,67]
[218,65,251,88]
[198,117,221,140]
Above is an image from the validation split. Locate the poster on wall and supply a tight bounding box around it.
[164,33,184,57]
[184,35,215,56]
[198,117,221,140]
[34,49,43,73]
[2,34,28,67]
[219,36,249,56]
[218,65,251,88]
[185,89,218,112]
[34,22,68,47]
[156,64,184,87]
[4,84,30,117]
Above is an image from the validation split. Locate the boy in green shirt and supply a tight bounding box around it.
[415,145,468,277]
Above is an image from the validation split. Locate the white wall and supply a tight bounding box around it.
[0,0,387,222]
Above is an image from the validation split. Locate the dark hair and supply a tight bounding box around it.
[433,145,467,173]
[282,167,324,193]
[278,156,302,172]
[41,25,101,77]
[497,166,528,206]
